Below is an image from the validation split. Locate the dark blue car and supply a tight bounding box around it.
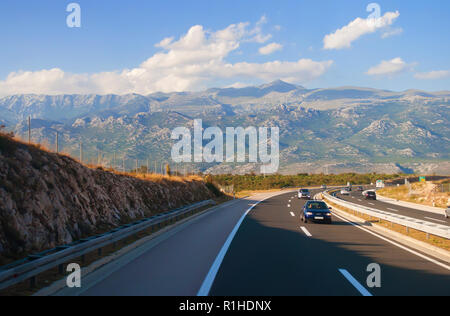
[301,201,333,224]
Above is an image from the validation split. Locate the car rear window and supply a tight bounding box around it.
[301,189,309,193]
[307,202,328,209]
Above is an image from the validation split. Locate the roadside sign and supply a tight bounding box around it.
[419,176,426,182]
[376,180,385,188]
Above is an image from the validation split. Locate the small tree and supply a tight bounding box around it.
[205,174,213,183]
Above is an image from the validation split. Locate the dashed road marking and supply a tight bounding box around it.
[300,227,312,237]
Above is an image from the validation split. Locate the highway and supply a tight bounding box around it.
[336,188,450,226]
[55,190,450,296]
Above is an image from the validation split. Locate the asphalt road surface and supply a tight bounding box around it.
[56,190,450,296]
[208,190,450,296]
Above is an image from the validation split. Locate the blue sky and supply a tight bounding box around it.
[0,0,449,95]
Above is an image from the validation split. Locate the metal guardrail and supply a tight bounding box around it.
[323,190,450,240]
[0,199,216,291]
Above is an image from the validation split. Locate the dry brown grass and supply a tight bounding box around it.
[378,182,450,208]
[4,135,200,184]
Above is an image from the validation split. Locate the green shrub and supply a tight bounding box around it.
[0,135,16,156]
[206,182,223,197]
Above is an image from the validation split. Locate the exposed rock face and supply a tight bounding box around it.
[0,135,214,262]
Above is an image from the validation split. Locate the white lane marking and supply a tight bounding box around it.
[368,202,375,206]
[424,217,447,224]
[358,199,362,202]
[197,196,272,296]
[332,212,450,271]
[300,227,312,237]
[288,204,291,208]
[338,269,372,297]
[290,212,295,217]
[387,208,399,212]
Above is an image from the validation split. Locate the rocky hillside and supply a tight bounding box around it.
[1,81,449,174]
[0,134,215,263]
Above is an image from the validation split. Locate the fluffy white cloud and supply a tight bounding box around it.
[324,11,400,50]
[0,19,333,96]
[414,70,450,80]
[366,57,411,76]
[259,42,283,55]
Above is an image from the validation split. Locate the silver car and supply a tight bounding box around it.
[446,206,450,219]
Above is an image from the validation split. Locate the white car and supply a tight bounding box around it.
[340,189,350,195]
[446,206,450,219]
[298,189,311,199]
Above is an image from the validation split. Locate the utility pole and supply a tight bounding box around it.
[79,140,83,163]
[28,116,31,144]
[147,159,149,175]
[122,157,125,173]
[56,132,59,154]
[113,152,116,170]
[136,159,138,174]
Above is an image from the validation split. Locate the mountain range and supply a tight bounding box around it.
[1,80,449,174]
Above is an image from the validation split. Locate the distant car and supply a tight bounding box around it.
[321,184,327,190]
[364,191,377,200]
[445,206,450,219]
[301,201,332,224]
[357,186,364,191]
[298,189,311,199]
[340,188,350,195]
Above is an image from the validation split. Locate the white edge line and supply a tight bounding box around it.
[387,208,399,212]
[300,226,312,237]
[197,196,272,296]
[338,269,372,297]
[332,212,450,271]
[424,217,447,224]
[290,212,295,217]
